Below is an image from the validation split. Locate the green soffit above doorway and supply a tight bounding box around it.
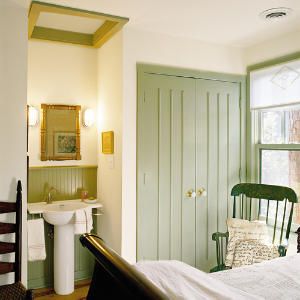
[28,1,129,48]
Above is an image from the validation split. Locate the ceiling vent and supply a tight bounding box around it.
[260,7,292,21]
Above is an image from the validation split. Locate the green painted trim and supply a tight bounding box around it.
[31,1,129,23]
[246,73,252,182]
[29,1,129,48]
[29,165,98,170]
[75,271,92,281]
[257,144,300,150]
[247,51,300,72]
[32,26,93,46]
[137,64,245,83]
[28,278,52,289]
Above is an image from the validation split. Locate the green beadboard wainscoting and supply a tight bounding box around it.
[28,165,97,203]
[28,165,97,289]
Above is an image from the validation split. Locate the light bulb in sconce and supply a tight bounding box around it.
[28,106,39,127]
[83,108,95,127]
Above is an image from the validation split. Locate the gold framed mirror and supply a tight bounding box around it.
[41,104,81,161]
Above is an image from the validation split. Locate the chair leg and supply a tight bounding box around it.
[297,227,300,253]
[26,289,34,300]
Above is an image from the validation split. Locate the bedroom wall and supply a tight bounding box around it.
[96,32,123,254]
[27,41,98,167]
[121,28,245,263]
[244,29,300,66]
[0,1,28,285]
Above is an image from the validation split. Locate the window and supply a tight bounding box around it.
[251,60,300,225]
[259,109,300,224]
[259,107,300,183]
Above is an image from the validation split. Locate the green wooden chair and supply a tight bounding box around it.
[210,183,298,273]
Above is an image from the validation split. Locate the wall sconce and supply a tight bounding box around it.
[83,108,95,127]
[28,106,39,127]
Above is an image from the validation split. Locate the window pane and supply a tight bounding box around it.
[261,111,283,144]
[287,109,300,144]
[261,150,289,186]
[261,150,300,223]
[260,107,300,144]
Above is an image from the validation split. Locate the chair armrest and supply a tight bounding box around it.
[212,231,229,241]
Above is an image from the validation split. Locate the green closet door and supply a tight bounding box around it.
[137,73,196,264]
[137,72,242,271]
[195,79,241,271]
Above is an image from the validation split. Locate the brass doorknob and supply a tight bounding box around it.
[186,189,196,198]
[197,188,207,197]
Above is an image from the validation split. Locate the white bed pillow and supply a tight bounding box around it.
[231,239,279,268]
[225,218,269,267]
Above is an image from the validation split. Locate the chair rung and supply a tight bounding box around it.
[0,262,14,274]
[0,242,15,254]
[0,223,16,234]
[0,202,16,213]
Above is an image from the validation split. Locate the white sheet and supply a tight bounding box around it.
[211,254,300,300]
[135,260,262,300]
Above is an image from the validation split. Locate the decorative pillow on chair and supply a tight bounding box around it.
[225,218,269,267]
[232,239,279,268]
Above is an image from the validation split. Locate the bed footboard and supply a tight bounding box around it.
[80,233,167,300]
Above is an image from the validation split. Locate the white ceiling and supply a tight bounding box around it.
[37,12,104,34]
[26,0,300,48]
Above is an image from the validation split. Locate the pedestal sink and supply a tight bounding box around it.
[43,202,87,295]
[28,200,102,295]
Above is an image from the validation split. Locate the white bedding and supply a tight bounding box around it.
[212,254,300,300]
[135,254,300,300]
[135,260,262,299]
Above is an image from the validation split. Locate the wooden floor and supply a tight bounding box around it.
[34,280,90,300]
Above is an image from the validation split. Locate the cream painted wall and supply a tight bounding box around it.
[0,1,28,285]
[27,41,98,167]
[97,32,123,254]
[121,28,245,263]
[245,30,300,66]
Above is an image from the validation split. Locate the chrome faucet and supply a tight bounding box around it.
[46,187,57,204]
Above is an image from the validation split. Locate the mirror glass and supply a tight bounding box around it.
[41,104,81,161]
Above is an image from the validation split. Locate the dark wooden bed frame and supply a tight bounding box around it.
[81,230,300,300]
[79,233,167,299]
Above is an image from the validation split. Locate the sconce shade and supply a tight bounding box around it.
[28,106,39,127]
[83,108,95,127]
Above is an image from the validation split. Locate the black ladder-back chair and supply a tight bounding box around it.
[0,181,32,299]
[210,183,298,273]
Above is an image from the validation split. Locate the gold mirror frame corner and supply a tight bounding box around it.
[40,104,81,161]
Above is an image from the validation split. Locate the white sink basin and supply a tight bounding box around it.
[43,202,87,226]
[27,199,102,215]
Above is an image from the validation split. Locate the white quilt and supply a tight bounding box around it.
[212,254,300,300]
[135,254,300,299]
[135,260,262,299]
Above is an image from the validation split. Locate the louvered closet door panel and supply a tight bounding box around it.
[195,79,241,271]
[137,73,196,263]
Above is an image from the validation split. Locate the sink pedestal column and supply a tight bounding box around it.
[54,224,74,295]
